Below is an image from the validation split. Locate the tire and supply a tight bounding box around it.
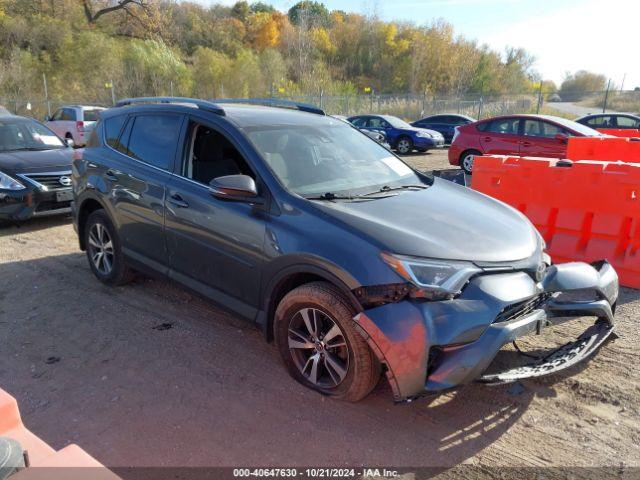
[395,136,413,155]
[274,281,381,402]
[84,209,134,286]
[460,149,481,175]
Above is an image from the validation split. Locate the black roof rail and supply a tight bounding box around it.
[115,97,225,115]
[211,98,325,116]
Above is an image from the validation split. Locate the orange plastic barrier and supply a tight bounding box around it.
[566,136,640,163]
[472,155,640,288]
[0,388,121,479]
[597,128,640,138]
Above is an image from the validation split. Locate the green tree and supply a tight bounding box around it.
[288,1,329,28]
[559,70,606,101]
[250,2,275,13]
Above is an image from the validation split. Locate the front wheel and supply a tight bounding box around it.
[395,136,413,155]
[84,209,134,286]
[274,282,381,402]
[460,149,481,174]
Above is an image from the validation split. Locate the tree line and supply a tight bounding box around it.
[0,0,604,105]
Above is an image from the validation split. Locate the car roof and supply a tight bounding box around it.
[56,105,106,110]
[100,102,338,129]
[477,114,570,123]
[422,113,475,120]
[0,114,35,122]
[576,112,640,120]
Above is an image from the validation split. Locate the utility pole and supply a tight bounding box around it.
[43,73,51,118]
[620,73,626,93]
[603,79,611,113]
[477,81,484,120]
[536,82,543,114]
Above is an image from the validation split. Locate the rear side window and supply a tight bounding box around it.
[83,109,102,122]
[104,115,127,150]
[126,114,182,170]
[485,118,519,135]
[617,116,639,128]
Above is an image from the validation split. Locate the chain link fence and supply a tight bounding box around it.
[2,89,639,122]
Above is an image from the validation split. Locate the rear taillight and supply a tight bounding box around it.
[452,126,460,143]
[76,121,85,132]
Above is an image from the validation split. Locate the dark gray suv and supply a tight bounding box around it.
[72,97,619,402]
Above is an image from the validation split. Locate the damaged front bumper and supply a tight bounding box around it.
[353,260,618,402]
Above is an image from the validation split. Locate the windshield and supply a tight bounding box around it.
[0,118,66,152]
[245,122,423,197]
[547,116,604,136]
[384,116,412,129]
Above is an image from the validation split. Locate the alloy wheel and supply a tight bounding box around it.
[88,222,114,275]
[462,154,475,172]
[287,307,350,388]
[397,139,411,154]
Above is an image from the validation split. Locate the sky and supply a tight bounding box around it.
[192,0,639,89]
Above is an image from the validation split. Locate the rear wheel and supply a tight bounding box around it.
[274,282,381,402]
[460,149,481,174]
[395,136,413,155]
[84,209,134,286]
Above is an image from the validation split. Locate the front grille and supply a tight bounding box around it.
[494,293,551,323]
[36,200,71,212]
[20,172,72,191]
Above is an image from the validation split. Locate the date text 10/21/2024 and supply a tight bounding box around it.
[232,468,400,478]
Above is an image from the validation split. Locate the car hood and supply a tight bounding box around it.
[310,178,538,262]
[0,148,73,173]
[401,126,441,136]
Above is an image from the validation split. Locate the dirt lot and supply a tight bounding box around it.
[0,150,638,476]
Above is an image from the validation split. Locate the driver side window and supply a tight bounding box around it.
[368,117,389,129]
[183,122,254,186]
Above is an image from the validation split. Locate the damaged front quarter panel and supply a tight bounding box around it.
[353,260,619,402]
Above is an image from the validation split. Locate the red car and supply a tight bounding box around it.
[449,114,605,173]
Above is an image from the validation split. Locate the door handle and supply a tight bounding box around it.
[521,141,532,147]
[483,136,492,142]
[105,169,118,181]
[168,193,189,208]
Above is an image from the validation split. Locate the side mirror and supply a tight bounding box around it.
[209,174,262,203]
[555,133,568,144]
[65,137,74,148]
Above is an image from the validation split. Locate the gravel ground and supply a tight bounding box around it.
[0,149,638,477]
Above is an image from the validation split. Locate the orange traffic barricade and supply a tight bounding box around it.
[0,388,120,479]
[597,128,640,138]
[566,136,640,163]
[472,155,640,288]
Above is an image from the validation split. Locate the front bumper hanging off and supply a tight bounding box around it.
[353,260,619,402]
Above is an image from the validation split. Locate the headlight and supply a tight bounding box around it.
[381,252,481,299]
[0,171,25,190]
[416,131,432,138]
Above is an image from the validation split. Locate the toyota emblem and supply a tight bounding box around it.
[58,176,72,187]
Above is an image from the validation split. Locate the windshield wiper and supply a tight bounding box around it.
[361,184,428,196]
[305,192,356,200]
[305,192,391,201]
[2,147,59,152]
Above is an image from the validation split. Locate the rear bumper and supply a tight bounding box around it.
[354,260,618,401]
[448,144,462,165]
